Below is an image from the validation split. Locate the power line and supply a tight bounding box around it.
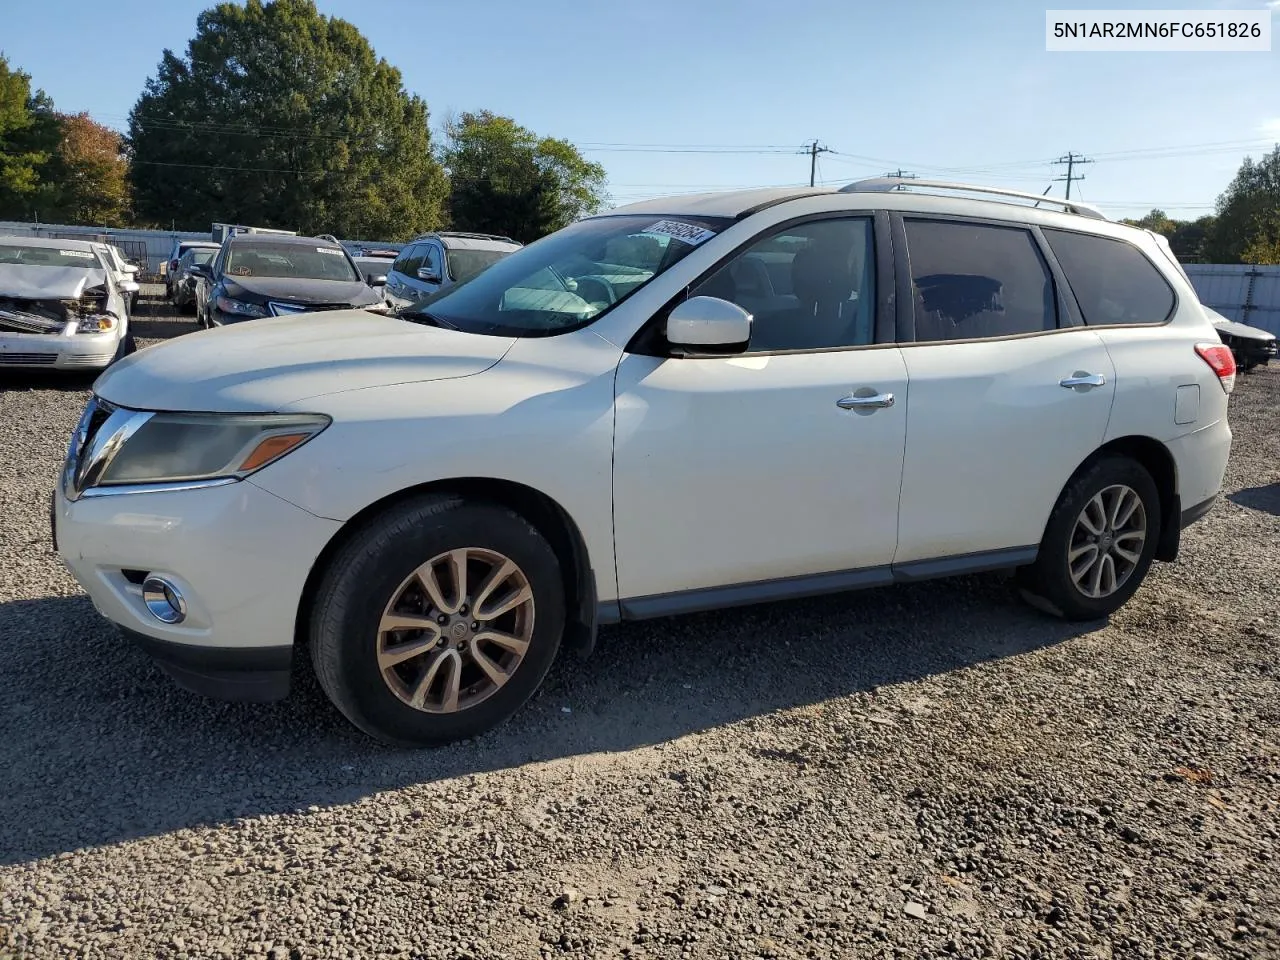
[1053,152,1093,200]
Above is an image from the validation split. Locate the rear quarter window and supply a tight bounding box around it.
[1042,229,1175,326]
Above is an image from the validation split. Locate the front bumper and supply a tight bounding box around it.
[0,330,121,370]
[54,477,342,700]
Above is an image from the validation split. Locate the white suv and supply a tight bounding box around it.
[53,179,1235,746]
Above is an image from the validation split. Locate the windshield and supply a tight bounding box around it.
[0,244,104,268]
[225,242,359,282]
[190,249,215,265]
[403,215,729,336]
[446,248,513,285]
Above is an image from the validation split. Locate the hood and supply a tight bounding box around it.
[94,310,516,413]
[224,275,377,305]
[0,265,109,300]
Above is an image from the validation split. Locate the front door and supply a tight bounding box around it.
[612,214,908,611]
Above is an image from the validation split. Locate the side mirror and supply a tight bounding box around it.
[123,263,139,274]
[188,264,212,280]
[665,296,752,355]
[369,274,387,286]
[416,266,442,284]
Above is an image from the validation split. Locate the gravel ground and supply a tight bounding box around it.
[1,290,1277,960]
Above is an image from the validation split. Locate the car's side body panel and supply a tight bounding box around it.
[249,328,625,603]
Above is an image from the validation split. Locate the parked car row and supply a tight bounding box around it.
[0,236,136,370]
[162,228,525,327]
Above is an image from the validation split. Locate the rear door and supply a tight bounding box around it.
[892,215,1117,565]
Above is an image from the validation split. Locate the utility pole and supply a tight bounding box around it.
[805,140,831,187]
[883,169,918,190]
[1052,152,1093,200]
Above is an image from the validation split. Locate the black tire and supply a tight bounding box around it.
[1017,455,1162,622]
[310,495,565,746]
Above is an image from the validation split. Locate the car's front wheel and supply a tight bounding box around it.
[310,495,566,746]
[1018,455,1161,621]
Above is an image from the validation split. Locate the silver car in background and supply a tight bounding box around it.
[0,237,135,372]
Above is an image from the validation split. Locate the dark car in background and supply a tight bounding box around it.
[170,247,218,312]
[163,240,220,299]
[189,234,388,327]
[1204,305,1277,373]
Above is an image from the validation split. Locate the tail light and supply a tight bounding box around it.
[1195,342,1236,395]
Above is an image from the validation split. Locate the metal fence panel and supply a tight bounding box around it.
[1182,264,1280,335]
[0,221,213,278]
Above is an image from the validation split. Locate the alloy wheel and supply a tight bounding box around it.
[1067,484,1147,599]
[376,548,535,714]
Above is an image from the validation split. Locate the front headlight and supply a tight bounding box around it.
[94,412,331,487]
[216,295,269,318]
[75,314,118,334]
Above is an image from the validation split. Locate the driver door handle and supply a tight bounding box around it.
[1059,373,1107,389]
[837,392,895,410]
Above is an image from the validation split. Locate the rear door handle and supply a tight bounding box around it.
[1059,373,1107,389]
[837,392,895,410]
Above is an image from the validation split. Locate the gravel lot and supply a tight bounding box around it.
[1,290,1277,960]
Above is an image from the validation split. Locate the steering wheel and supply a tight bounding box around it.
[573,276,617,306]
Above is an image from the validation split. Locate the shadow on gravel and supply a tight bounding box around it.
[0,574,1089,865]
[1229,482,1280,517]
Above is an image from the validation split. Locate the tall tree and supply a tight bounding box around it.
[0,55,60,220]
[127,0,446,238]
[443,111,607,242]
[38,113,131,225]
[1120,209,1216,263]
[1205,146,1280,264]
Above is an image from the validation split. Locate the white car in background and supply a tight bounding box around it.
[0,237,135,371]
[91,242,142,314]
[54,179,1233,746]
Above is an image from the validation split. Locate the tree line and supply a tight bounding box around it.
[0,0,607,243]
[1120,146,1280,265]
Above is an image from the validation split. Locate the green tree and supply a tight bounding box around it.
[442,111,607,242]
[1205,146,1280,264]
[0,55,60,220]
[1120,209,1217,264]
[127,0,446,238]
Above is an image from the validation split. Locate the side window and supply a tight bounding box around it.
[691,217,876,352]
[397,244,425,277]
[904,219,1057,342]
[1042,229,1175,326]
[423,244,442,278]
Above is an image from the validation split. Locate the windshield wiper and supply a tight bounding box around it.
[399,307,458,330]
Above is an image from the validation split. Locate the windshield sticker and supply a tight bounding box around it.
[640,220,717,247]
[316,247,343,255]
[58,250,95,259]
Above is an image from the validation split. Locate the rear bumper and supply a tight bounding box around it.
[123,628,292,701]
[1181,494,1217,529]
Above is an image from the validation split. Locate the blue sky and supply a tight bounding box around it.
[2,0,1278,220]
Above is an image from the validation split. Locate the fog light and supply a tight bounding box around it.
[142,576,187,624]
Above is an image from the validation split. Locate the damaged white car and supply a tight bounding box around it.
[0,237,135,372]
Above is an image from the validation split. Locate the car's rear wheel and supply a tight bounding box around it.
[310,495,565,746]
[1018,455,1161,621]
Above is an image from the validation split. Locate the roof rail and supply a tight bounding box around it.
[414,230,519,244]
[839,177,1107,220]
